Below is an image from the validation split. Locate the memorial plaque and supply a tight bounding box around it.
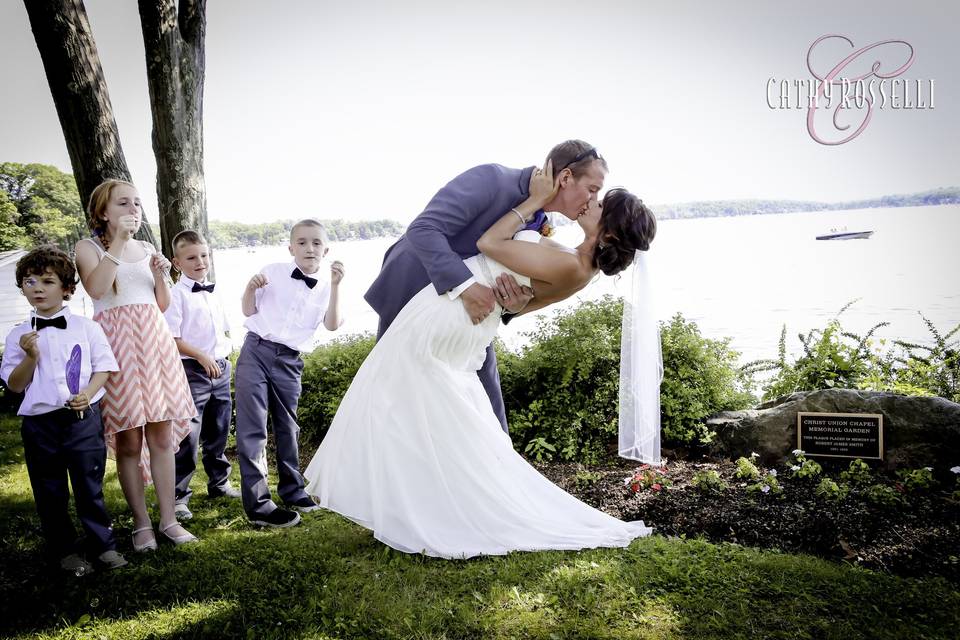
[797,412,883,460]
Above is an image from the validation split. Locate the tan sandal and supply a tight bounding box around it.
[132,525,157,552]
[160,521,198,546]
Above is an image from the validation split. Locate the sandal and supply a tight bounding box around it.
[132,525,157,553]
[160,521,198,546]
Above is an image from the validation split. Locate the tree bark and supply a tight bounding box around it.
[23,0,158,247]
[138,0,207,260]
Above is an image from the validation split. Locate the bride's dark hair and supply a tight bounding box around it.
[593,188,657,276]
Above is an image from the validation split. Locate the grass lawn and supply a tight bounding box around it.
[0,413,958,640]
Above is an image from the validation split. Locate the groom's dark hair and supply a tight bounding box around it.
[546,140,608,178]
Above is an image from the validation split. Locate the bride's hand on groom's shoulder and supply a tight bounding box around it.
[528,160,558,208]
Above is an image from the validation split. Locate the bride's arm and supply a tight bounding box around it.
[477,163,578,284]
[477,213,580,285]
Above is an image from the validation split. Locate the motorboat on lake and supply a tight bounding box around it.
[816,227,874,240]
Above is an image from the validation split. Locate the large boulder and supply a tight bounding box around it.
[707,389,960,471]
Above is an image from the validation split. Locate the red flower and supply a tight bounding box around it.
[651,483,662,492]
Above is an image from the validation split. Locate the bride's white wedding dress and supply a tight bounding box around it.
[303,230,651,558]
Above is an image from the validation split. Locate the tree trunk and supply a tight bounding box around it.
[138,0,207,261]
[23,0,158,248]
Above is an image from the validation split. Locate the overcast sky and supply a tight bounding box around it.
[1,0,957,224]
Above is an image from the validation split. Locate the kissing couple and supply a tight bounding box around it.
[304,139,662,558]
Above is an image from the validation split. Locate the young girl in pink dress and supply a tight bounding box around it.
[75,179,198,550]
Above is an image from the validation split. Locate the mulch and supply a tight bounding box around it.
[534,454,960,582]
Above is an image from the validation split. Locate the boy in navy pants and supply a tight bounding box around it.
[1,246,127,574]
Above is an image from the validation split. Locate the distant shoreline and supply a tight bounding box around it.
[650,188,959,221]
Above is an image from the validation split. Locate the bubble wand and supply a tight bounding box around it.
[65,344,84,420]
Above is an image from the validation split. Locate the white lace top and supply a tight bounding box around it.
[81,238,159,314]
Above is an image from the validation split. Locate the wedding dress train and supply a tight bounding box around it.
[303,231,651,558]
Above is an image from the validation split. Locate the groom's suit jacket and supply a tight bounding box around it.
[364,163,538,433]
[365,163,537,334]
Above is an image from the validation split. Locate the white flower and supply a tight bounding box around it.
[768,469,778,477]
[791,465,801,472]
[750,452,759,459]
[924,467,933,472]
[951,466,960,474]
[792,449,804,456]
[761,485,771,493]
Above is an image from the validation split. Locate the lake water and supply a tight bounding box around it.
[71,204,960,365]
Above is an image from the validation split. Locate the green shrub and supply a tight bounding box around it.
[863,315,959,402]
[815,478,849,501]
[840,459,873,486]
[734,456,761,481]
[659,313,755,444]
[499,298,754,464]
[747,471,782,496]
[747,303,959,403]
[498,297,623,464]
[691,469,726,493]
[297,333,376,445]
[788,450,823,480]
[752,301,886,401]
[573,469,602,489]
[864,483,902,507]
[896,467,936,492]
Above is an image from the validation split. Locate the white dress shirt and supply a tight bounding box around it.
[243,261,331,352]
[1,307,119,416]
[164,275,232,360]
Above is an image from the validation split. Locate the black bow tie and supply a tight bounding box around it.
[291,267,318,289]
[191,282,215,293]
[34,316,67,331]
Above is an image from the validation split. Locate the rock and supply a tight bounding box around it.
[707,389,960,471]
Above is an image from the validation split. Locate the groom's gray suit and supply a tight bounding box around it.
[364,163,539,433]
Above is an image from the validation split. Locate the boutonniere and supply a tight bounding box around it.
[539,222,554,237]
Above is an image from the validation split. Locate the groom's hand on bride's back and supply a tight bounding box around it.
[461,283,496,325]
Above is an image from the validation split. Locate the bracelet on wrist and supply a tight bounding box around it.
[510,207,527,226]
[102,252,121,266]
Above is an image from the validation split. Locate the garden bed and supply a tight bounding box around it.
[534,454,960,581]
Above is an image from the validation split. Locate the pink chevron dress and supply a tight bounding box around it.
[83,238,196,484]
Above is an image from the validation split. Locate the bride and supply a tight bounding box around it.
[303,164,658,558]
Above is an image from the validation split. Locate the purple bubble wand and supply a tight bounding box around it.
[65,344,84,420]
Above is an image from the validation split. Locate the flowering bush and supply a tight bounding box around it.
[735,454,761,481]
[747,469,782,496]
[788,450,823,480]
[625,464,671,494]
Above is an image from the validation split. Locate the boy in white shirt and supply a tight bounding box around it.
[164,231,239,522]
[1,246,127,574]
[236,219,345,527]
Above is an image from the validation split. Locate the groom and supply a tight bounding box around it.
[364,139,608,433]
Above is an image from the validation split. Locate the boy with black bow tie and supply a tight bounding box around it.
[1,246,126,574]
[235,219,344,527]
[164,230,239,522]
